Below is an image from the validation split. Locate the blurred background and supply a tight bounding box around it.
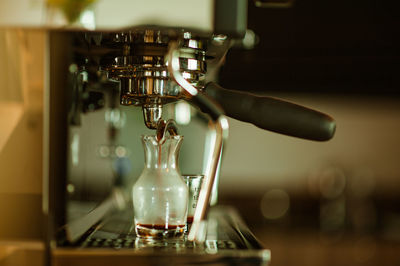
[217,1,400,265]
[1,0,400,265]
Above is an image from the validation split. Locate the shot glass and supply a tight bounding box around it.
[182,175,204,225]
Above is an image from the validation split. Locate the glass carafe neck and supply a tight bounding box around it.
[142,135,183,170]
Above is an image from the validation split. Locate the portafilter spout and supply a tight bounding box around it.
[142,104,163,130]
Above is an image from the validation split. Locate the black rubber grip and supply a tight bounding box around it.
[205,82,336,141]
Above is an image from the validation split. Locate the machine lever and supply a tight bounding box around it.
[205,82,336,141]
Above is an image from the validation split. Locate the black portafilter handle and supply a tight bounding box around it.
[204,82,336,141]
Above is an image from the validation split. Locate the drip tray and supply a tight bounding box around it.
[53,206,270,266]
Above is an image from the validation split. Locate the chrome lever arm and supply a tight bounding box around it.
[166,41,229,243]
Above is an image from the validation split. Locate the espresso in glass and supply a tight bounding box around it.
[132,135,188,239]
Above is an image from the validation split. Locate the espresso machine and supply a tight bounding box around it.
[0,0,335,265]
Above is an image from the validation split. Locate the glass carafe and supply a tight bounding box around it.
[132,135,188,238]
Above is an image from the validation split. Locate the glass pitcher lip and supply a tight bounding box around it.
[141,135,184,141]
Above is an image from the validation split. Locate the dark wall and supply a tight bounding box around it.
[219,0,400,94]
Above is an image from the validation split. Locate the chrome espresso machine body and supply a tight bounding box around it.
[0,0,335,265]
[49,28,230,242]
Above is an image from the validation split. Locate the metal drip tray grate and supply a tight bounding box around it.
[54,206,270,266]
